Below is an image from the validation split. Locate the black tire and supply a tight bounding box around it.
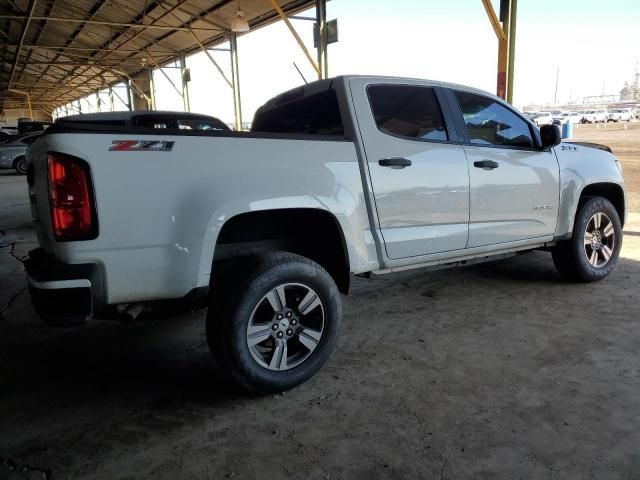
[13,156,27,175]
[552,197,622,282]
[206,251,342,393]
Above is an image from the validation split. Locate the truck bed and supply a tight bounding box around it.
[27,126,373,304]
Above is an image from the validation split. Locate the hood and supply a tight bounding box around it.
[563,141,612,153]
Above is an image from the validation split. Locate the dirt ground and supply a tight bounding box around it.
[573,121,640,211]
[1,124,639,479]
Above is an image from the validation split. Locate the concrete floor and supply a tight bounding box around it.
[1,170,639,480]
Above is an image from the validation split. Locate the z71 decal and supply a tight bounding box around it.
[109,140,175,152]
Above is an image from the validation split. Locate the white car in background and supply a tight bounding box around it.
[594,109,609,123]
[582,111,597,123]
[608,109,634,122]
[531,112,553,126]
[552,112,570,125]
[568,112,584,124]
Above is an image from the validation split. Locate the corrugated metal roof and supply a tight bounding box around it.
[0,0,315,113]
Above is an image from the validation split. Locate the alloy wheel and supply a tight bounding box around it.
[583,212,615,268]
[246,283,325,371]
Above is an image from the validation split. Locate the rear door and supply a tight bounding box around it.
[349,79,470,259]
[449,89,559,248]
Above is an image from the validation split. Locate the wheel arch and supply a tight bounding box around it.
[12,155,25,169]
[212,208,351,294]
[579,182,626,228]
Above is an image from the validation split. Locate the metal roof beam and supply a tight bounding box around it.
[0,15,224,32]
[25,0,109,105]
[46,0,191,102]
[6,0,37,92]
[1,44,178,54]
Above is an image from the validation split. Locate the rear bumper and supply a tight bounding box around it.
[25,248,104,325]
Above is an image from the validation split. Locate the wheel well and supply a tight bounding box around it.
[12,156,25,168]
[213,209,351,293]
[580,183,625,227]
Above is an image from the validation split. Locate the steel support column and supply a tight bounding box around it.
[497,9,509,101]
[506,0,518,104]
[315,0,328,79]
[95,91,101,112]
[268,0,320,77]
[126,80,133,111]
[481,0,508,100]
[179,54,190,112]
[108,85,114,111]
[230,32,242,131]
[148,68,156,110]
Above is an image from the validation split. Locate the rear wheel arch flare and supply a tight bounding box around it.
[213,208,351,294]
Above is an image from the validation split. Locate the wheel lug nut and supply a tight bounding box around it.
[286,329,293,336]
[286,311,292,318]
[277,331,284,338]
[276,314,283,320]
[291,319,297,325]
[272,324,278,331]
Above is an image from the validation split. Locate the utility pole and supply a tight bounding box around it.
[554,67,559,105]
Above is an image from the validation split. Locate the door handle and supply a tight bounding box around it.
[474,160,499,170]
[379,157,412,168]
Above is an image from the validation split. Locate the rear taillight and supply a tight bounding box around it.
[47,152,97,241]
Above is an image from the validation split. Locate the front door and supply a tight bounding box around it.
[349,79,470,260]
[452,90,560,248]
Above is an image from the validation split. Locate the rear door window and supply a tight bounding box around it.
[367,85,448,142]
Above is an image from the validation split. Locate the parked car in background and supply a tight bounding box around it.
[56,111,231,131]
[568,112,584,124]
[16,120,52,135]
[594,109,609,123]
[582,111,597,123]
[1,127,17,141]
[608,108,634,122]
[621,108,634,121]
[0,131,15,143]
[531,112,553,126]
[0,132,42,174]
[553,112,570,125]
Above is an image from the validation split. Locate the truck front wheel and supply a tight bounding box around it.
[206,252,342,393]
[552,197,622,282]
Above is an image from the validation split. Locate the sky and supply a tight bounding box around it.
[60,0,640,125]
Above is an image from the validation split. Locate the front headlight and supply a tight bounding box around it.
[615,158,623,174]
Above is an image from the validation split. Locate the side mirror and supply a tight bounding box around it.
[539,124,561,149]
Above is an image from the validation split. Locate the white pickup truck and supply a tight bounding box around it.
[25,76,626,393]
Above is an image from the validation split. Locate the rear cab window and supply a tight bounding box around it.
[367,85,448,142]
[251,89,344,135]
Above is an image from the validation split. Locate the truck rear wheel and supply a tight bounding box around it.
[206,252,341,393]
[552,197,622,282]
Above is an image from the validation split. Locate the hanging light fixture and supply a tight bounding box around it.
[231,9,250,33]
